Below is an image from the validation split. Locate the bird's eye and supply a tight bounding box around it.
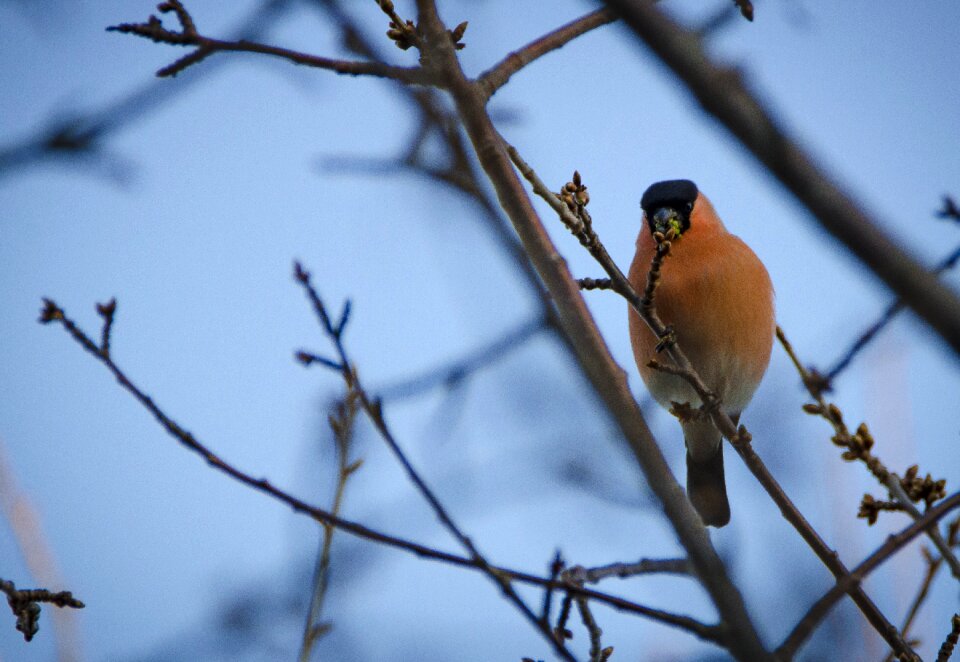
[685,202,694,212]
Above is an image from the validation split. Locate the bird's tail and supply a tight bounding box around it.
[686,449,730,527]
[683,418,730,527]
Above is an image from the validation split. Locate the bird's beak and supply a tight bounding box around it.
[652,207,680,235]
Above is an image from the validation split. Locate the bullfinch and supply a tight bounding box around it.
[627,180,774,527]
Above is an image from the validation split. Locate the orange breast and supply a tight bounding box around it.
[627,206,774,415]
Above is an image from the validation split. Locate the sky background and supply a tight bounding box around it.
[2,0,959,660]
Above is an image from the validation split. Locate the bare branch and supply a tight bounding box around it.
[565,558,692,584]
[937,614,960,662]
[376,314,547,401]
[0,0,287,181]
[1,578,84,643]
[298,389,360,662]
[414,1,769,659]
[0,438,83,658]
[39,297,727,646]
[508,153,911,658]
[778,327,960,580]
[603,0,960,360]
[825,240,960,383]
[292,262,573,660]
[574,595,610,662]
[477,8,617,100]
[777,491,960,659]
[108,1,432,82]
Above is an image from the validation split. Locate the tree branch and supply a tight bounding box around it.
[777,492,960,659]
[507,155,911,659]
[39,297,729,648]
[825,240,960,383]
[1,578,84,643]
[476,8,617,100]
[292,263,573,661]
[108,0,432,82]
[414,2,769,659]
[777,327,960,580]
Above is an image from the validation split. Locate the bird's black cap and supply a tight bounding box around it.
[640,179,698,214]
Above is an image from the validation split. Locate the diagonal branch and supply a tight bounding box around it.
[292,263,573,661]
[476,8,618,100]
[38,298,726,649]
[507,152,912,659]
[777,327,960,580]
[414,2,770,660]
[777,492,960,659]
[603,0,960,360]
[375,314,548,401]
[825,240,960,383]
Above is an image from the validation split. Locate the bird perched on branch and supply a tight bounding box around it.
[628,180,774,527]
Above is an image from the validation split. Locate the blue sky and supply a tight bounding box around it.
[2,1,959,660]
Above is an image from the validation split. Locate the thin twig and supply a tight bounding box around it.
[555,592,575,644]
[825,241,960,382]
[108,1,432,82]
[778,326,960,580]
[1,0,288,180]
[574,595,610,662]
[476,8,617,100]
[298,391,361,662]
[376,314,547,401]
[540,551,565,627]
[1,578,84,643]
[293,263,572,660]
[884,518,960,662]
[0,438,82,660]
[937,614,960,662]
[777,492,960,659]
[38,297,725,645]
[882,551,944,662]
[565,558,692,584]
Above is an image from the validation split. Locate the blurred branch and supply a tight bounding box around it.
[563,557,692,584]
[38,297,725,649]
[0,0,289,181]
[476,8,617,100]
[298,390,361,662]
[292,261,573,660]
[0,578,84,643]
[0,439,82,661]
[509,151,911,658]
[559,556,690,661]
[108,1,432,81]
[777,326,960,580]
[414,1,770,658]
[574,594,611,662]
[307,0,557,321]
[603,0,960,360]
[825,239,960,383]
[883,522,959,662]
[777,491,960,659]
[376,314,547,401]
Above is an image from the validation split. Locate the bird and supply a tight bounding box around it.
[627,180,774,527]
